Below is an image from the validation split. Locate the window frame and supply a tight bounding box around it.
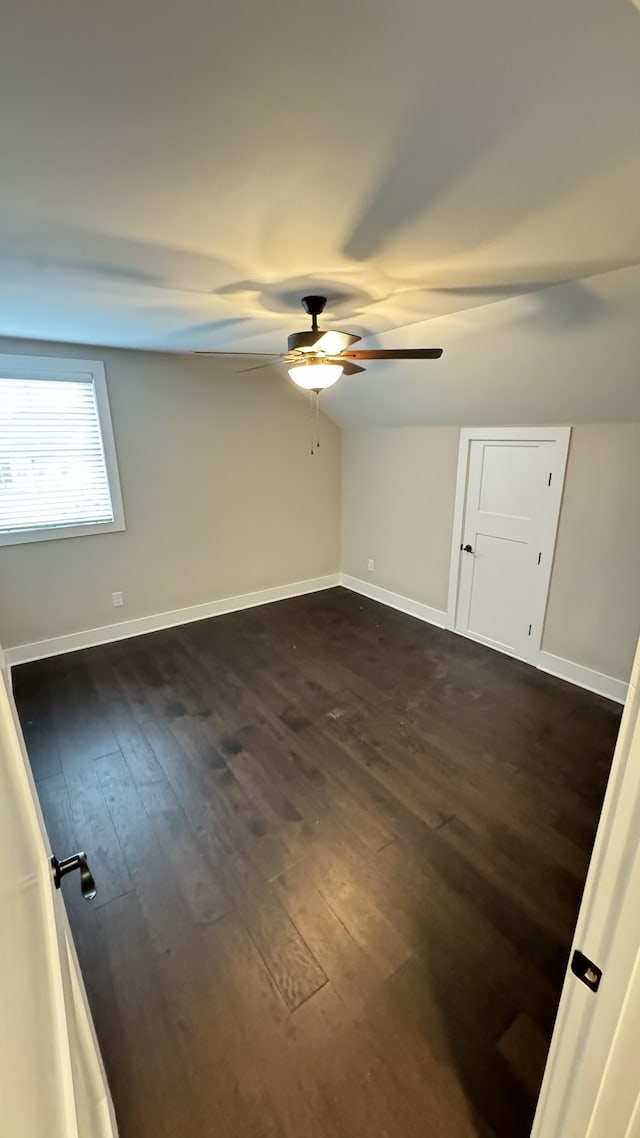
[0,354,125,547]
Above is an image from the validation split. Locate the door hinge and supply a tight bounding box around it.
[537,551,542,565]
[548,472,552,486]
[528,623,532,636]
[571,949,602,992]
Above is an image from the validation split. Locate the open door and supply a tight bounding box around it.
[0,649,118,1138]
[532,641,640,1136]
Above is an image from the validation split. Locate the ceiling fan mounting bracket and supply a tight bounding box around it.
[301,295,327,333]
[301,295,327,318]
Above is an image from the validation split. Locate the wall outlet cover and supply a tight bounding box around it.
[111,591,124,607]
[367,559,375,573]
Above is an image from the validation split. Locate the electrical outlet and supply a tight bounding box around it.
[111,591,124,608]
[367,558,375,573]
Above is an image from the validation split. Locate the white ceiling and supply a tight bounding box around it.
[0,0,639,412]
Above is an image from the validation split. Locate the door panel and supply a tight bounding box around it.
[63,927,118,1138]
[0,659,117,1138]
[454,437,559,662]
[477,443,542,520]
[0,673,74,1138]
[465,533,531,650]
[586,941,640,1138]
[531,651,640,1138]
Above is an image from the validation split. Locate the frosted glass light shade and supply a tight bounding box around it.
[288,361,343,390]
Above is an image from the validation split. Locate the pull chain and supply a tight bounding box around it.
[309,390,321,455]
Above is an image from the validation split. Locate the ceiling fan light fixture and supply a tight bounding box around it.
[288,360,343,390]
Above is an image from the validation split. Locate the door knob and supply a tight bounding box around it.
[50,852,97,900]
[462,544,474,553]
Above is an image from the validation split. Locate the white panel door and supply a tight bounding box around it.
[586,941,640,1138]
[0,659,118,1138]
[454,436,565,663]
[531,647,640,1138]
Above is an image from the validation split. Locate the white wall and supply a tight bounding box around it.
[0,337,341,650]
[2,332,638,688]
[342,424,640,684]
[341,427,459,611]
[543,425,640,680]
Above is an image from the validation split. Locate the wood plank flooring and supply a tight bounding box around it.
[12,588,621,1138]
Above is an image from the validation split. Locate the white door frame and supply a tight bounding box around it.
[446,426,572,665]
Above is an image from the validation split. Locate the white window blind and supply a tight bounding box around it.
[0,374,115,535]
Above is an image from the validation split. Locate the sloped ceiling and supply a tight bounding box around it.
[323,263,640,426]
[0,0,639,419]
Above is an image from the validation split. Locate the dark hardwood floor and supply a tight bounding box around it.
[13,588,621,1138]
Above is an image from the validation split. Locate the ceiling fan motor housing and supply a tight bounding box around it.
[197,293,442,370]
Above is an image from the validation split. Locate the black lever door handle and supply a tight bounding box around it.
[462,544,474,553]
[51,852,97,900]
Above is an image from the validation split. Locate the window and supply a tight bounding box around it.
[0,356,125,546]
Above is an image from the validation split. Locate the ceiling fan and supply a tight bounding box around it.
[196,295,443,391]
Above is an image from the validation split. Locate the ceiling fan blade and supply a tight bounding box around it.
[194,350,282,358]
[340,348,443,360]
[339,360,366,376]
[313,330,361,355]
[236,359,282,373]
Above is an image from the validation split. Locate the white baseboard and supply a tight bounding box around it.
[339,575,627,704]
[537,651,628,705]
[5,572,629,706]
[339,574,447,629]
[5,573,341,667]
